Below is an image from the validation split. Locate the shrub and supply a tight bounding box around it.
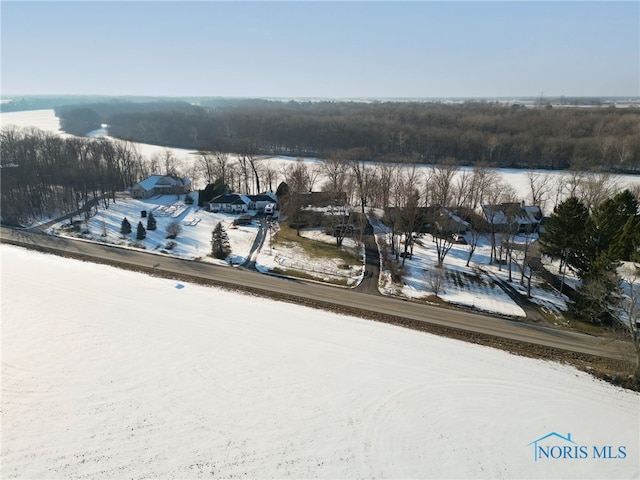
[166,221,182,239]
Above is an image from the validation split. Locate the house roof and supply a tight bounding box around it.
[248,192,277,202]
[210,194,250,205]
[482,203,542,225]
[135,175,190,192]
[136,175,164,191]
[437,207,470,228]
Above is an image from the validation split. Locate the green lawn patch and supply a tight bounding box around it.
[275,222,361,266]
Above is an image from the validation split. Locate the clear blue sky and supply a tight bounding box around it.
[1,1,638,98]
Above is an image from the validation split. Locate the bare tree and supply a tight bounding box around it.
[398,188,423,267]
[326,205,352,248]
[374,163,396,210]
[240,141,261,194]
[198,152,216,185]
[433,229,454,269]
[214,151,231,187]
[482,180,518,264]
[322,153,348,194]
[427,159,459,207]
[452,169,474,209]
[577,173,620,213]
[465,216,484,267]
[467,163,496,211]
[347,148,373,214]
[159,149,178,176]
[425,266,446,296]
[526,170,552,212]
[281,159,313,194]
[509,226,537,296]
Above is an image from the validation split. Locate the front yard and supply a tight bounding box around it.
[256,221,364,286]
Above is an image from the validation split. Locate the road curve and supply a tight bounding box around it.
[0,226,630,361]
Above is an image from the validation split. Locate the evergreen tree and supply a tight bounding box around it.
[198,178,228,206]
[146,211,157,230]
[121,217,132,235]
[591,189,639,258]
[275,181,290,198]
[610,215,639,261]
[211,221,231,259]
[136,221,146,240]
[540,197,592,277]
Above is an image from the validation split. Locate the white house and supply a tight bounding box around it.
[247,192,278,212]
[209,192,278,214]
[209,194,251,213]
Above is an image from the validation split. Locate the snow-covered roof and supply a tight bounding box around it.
[135,175,190,192]
[136,175,165,191]
[248,192,277,202]
[482,203,542,226]
[439,207,470,228]
[210,194,250,205]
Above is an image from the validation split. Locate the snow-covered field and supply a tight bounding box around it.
[2,245,638,479]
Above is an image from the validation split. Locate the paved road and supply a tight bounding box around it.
[0,226,630,360]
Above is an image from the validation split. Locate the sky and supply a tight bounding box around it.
[1,1,638,99]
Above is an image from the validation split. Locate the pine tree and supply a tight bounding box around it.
[136,221,146,240]
[146,211,157,231]
[121,217,132,235]
[540,197,592,277]
[211,222,231,259]
[610,215,638,262]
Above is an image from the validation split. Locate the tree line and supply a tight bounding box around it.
[57,99,640,171]
[0,127,152,226]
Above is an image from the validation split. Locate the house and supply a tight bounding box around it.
[481,202,543,233]
[130,175,191,199]
[209,194,251,213]
[247,192,278,212]
[209,192,279,214]
[432,206,470,234]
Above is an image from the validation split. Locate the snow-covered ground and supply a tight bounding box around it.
[256,227,364,286]
[2,245,638,479]
[49,195,257,265]
[0,108,68,135]
[374,223,568,318]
